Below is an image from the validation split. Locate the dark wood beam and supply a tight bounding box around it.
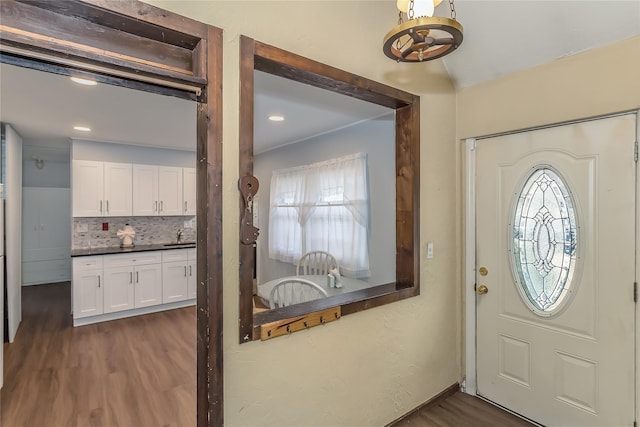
[196,24,224,427]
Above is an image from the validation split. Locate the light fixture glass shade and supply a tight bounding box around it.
[396,0,444,18]
[397,0,433,18]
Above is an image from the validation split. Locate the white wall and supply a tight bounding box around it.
[72,139,195,167]
[22,141,70,188]
[4,124,22,342]
[147,2,459,426]
[255,116,396,285]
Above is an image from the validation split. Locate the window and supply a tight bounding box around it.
[239,36,420,343]
[511,167,578,316]
[269,153,370,278]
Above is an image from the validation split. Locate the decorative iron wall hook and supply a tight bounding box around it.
[239,175,260,245]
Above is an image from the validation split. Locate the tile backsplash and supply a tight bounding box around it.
[73,216,196,249]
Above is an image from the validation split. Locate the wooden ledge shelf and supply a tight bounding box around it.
[260,307,341,341]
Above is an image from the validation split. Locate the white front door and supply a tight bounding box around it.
[476,114,637,426]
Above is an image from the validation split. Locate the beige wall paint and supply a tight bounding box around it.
[457,36,640,139]
[144,1,460,426]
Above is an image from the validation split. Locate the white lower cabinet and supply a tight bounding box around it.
[73,248,197,325]
[73,256,104,319]
[162,248,188,304]
[103,263,162,312]
[104,252,162,313]
[188,248,196,299]
[162,249,197,303]
[135,263,163,308]
[104,266,136,313]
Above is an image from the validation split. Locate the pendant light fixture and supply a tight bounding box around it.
[383,0,463,62]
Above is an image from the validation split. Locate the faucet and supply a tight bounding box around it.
[176,228,183,243]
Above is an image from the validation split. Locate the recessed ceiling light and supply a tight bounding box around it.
[70,76,97,86]
[268,115,285,122]
[73,126,91,132]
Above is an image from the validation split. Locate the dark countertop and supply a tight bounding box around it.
[71,242,196,257]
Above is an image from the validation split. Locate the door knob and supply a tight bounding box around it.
[476,284,488,295]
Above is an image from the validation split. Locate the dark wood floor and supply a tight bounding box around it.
[1,282,196,426]
[391,391,536,427]
[3,282,535,427]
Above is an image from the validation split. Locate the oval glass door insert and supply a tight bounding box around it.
[511,167,578,316]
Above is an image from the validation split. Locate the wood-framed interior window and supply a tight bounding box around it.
[239,36,421,343]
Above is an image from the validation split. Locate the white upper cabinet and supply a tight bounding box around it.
[73,160,104,217]
[73,160,132,217]
[182,168,196,215]
[158,166,183,216]
[133,165,184,216]
[74,160,194,218]
[132,164,159,216]
[104,163,133,216]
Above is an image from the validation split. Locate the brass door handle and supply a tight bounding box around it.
[476,284,488,295]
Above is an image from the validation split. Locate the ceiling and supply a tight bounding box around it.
[0,62,389,155]
[440,0,640,88]
[0,1,638,154]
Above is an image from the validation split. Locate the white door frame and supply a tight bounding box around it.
[462,112,639,423]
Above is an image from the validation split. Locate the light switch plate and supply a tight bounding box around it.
[427,242,434,259]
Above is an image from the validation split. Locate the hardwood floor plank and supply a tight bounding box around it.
[5,282,534,427]
[1,282,196,427]
[391,390,535,427]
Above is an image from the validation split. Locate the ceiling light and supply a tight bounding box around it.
[268,115,285,122]
[70,76,97,86]
[383,0,463,63]
[73,126,91,132]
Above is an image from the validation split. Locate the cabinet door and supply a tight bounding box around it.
[182,168,196,215]
[134,263,162,308]
[73,160,104,217]
[21,188,40,254]
[187,260,196,299]
[162,261,188,303]
[104,163,132,217]
[158,166,183,216]
[187,248,197,299]
[73,270,103,318]
[37,188,71,257]
[103,266,135,313]
[132,164,158,216]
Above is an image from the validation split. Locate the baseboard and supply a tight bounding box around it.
[73,299,195,327]
[385,383,460,427]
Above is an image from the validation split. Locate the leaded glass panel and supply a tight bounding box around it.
[511,167,577,315]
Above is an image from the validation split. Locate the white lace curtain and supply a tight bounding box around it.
[268,152,370,278]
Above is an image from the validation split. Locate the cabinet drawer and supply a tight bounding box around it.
[73,256,103,271]
[162,249,188,263]
[104,251,163,268]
